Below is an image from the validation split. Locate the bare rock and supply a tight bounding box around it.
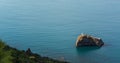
[76,34,104,47]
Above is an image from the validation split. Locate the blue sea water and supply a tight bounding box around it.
[0,0,120,63]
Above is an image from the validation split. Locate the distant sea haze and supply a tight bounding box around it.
[0,0,120,63]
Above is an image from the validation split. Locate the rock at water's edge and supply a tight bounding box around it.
[76,34,104,47]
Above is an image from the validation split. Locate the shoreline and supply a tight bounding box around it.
[0,40,69,63]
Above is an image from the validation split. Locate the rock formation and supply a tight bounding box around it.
[26,48,32,55]
[76,34,104,47]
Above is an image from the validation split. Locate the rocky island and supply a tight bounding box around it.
[76,34,104,47]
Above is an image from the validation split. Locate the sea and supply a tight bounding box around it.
[0,0,120,63]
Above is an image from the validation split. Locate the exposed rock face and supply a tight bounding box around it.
[76,34,104,47]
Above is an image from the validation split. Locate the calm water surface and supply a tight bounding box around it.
[0,0,120,63]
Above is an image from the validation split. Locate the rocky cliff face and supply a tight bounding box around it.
[76,34,104,47]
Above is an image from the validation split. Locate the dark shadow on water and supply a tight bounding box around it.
[74,46,102,63]
[76,46,101,53]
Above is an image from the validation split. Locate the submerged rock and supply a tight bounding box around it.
[76,34,104,47]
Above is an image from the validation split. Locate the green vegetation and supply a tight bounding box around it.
[0,40,13,63]
[0,40,68,63]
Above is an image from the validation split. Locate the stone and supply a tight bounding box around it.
[76,34,104,47]
[26,48,32,55]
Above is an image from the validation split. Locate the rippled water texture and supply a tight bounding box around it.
[0,0,120,63]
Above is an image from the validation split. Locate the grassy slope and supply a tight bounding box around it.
[0,40,68,63]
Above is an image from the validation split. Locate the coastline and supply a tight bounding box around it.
[0,40,68,63]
